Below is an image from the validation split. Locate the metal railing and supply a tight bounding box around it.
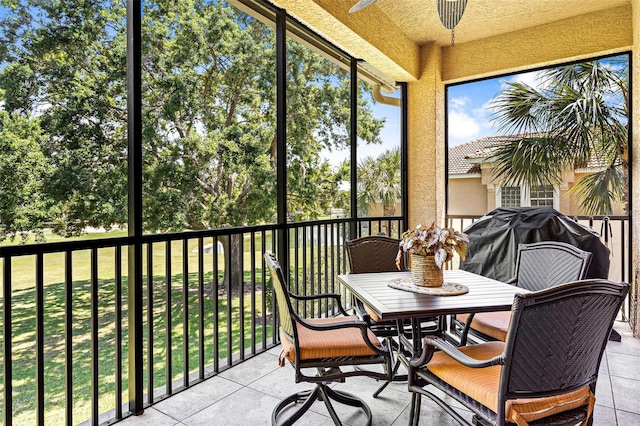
[447,214,632,319]
[0,216,403,425]
[446,214,630,283]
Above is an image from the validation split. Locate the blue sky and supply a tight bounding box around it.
[348,69,544,166]
[446,54,629,147]
[447,70,545,147]
[351,69,547,165]
[359,99,402,159]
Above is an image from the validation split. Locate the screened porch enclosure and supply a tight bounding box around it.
[1,0,638,424]
[0,0,407,424]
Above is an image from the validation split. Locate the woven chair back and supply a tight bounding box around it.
[515,241,592,291]
[264,253,296,339]
[345,236,404,273]
[503,279,628,399]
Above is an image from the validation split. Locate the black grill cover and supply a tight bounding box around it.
[460,207,610,282]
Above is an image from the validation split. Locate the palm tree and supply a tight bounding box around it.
[357,147,401,216]
[489,59,628,215]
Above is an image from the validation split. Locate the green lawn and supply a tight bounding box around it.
[1,229,273,293]
[0,229,277,425]
[0,229,343,424]
[1,270,274,425]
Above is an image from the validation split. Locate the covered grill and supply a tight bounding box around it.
[460,207,610,282]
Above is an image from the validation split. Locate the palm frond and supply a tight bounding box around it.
[489,82,548,134]
[357,147,401,215]
[490,59,628,215]
[569,164,624,215]
[488,136,568,187]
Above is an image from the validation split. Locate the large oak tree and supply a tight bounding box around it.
[0,0,384,238]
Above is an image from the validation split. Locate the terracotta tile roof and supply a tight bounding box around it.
[449,134,606,175]
[448,136,506,175]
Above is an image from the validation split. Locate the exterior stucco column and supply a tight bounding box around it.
[406,43,446,228]
[631,0,640,337]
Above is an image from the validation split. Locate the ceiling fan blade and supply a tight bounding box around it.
[349,0,379,13]
[437,0,468,29]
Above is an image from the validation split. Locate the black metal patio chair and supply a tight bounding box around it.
[409,279,629,426]
[455,241,592,345]
[265,253,392,426]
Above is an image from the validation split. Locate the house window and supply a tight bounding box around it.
[530,185,554,207]
[500,186,521,207]
[497,184,558,209]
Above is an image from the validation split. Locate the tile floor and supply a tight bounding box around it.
[118,322,640,426]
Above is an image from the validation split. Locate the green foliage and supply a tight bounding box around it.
[0,0,129,235]
[0,109,54,242]
[490,59,628,215]
[0,0,384,236]
[357,147,401,216]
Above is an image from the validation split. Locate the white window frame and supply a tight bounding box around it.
[528,184,556,208]
[497,185,522,207]
[496,183,558,210]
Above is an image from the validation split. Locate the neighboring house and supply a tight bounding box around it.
[448,135,626,217]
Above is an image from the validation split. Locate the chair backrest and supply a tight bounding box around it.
[345,235,403,273]
[264,253,296,339]
[515,241,592,291]
[501,279,629,404]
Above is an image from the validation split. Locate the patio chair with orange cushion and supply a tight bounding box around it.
[345,235,406,331]
[345,236,441,397]
[455,241,592,345]
[409,279,629,426]
[264,253,392,426]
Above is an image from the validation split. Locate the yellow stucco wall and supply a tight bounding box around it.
[442,5,632,83]
[451,170,626,217]
[406,43,446,229]
[271,0,420,81]
[448,178,487,216]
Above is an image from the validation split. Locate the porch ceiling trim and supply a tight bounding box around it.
[442,5,632,83]
[268,2,632,86]
[271,0,420,81]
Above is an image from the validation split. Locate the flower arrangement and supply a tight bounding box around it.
[396,222,469,269]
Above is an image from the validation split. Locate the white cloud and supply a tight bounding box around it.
[448,110,480,141]
[448,96,492,146]
[472,99,497,131]
[450,96,469,108]
[504,70,546,91]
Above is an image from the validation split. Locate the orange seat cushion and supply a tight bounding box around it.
[457,311,511,341]
[428,341,593,424]
[280,317,382,363]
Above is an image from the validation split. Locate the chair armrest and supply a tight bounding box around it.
[290,292,349,315]
[297,316,367,331]
[458,312,476,346]
[410,336,504,369]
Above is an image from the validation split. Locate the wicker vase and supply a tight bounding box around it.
[410,254,444,287]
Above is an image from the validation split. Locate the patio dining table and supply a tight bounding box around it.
[337,269,529,357]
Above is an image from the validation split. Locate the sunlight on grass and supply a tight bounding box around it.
[0,229,347,424]
[1,235,277,425]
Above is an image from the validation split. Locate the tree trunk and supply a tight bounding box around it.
[221,228,244,293]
